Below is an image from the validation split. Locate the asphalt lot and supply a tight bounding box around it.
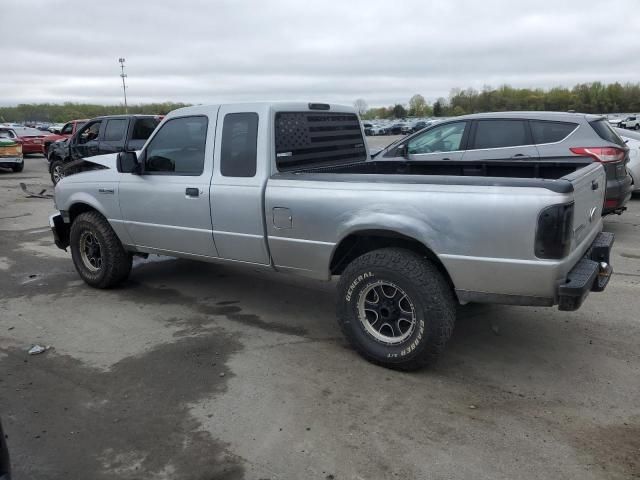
[1,151,639,480]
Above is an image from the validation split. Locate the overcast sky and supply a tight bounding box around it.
[2,0,639,107]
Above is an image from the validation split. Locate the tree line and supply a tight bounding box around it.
[0,102,190,123]
[2,82,639,123]
[357,82,640,120]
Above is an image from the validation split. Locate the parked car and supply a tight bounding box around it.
[50,102,613,370]
[11,127,46,155]
[42,119,88,157]
[375,111,632,215]
[0,128,24,172]
[608,117,626,128]
[409,120,433,133]
[48,114,162,184]
[621,115,640,130]
[617,128,640,192]
[48,123,65,133]
[387,123,406,135]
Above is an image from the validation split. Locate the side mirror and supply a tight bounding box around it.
[117,151,141,174]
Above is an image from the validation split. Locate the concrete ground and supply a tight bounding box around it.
[1,152,639,480]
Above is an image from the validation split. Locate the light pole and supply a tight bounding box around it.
[118,57,128,113]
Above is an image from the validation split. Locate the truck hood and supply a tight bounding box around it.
[81,151,141,170]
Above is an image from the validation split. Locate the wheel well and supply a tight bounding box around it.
[329,230,454,289]
[68,203,99,223]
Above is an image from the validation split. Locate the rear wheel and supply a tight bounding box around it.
[336,248,456,370]
[70,211,132,288]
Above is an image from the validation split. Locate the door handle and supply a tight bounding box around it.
[511,154,531,160]
[185,187,199,197]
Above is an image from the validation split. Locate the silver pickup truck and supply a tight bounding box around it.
[50,102,614,370]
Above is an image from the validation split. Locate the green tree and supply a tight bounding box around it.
[392,104,407,118]
[408,94,427,116]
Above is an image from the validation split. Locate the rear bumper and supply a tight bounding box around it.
[603,175,632,214]
[557,232,614,311]
[50,213,70,250]
[0,157,23,168]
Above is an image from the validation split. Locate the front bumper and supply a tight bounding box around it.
[50,213,70,250]
[558,232,614,311]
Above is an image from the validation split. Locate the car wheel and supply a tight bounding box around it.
[635,124,640,130]
[70,211,132,288]
[336,247,456,370]
[50,160,66,185]
[11,163,24,173]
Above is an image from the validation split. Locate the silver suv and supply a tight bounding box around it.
[376,112,632,214]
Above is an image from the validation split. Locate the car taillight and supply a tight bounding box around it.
[535,203,574,259]
[570,147,626,163]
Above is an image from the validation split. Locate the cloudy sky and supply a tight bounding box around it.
[2,0,639,107]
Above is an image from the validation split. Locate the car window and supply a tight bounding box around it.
[530,120,577,144]
[472,120,530,149]
[103,119,128,142]
[61,123,74,135]
[131,117,160,140]
[76,121,102,145]
[144,116,208,175]
[590,119,626,147]
[221,112,258,178]
[407,122,466,154]
[0,129,16,139]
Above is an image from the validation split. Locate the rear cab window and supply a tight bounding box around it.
[589,118,626,147]
[275,111,366,171]
[221,113,259,177]
[530,120,577,144]
[103,119,128,142]
[471,120,531,149]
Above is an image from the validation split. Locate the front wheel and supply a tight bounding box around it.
[336,248,456,370]
[70,211,132,288]
[50,160,65,185]
[11,162,24,172]
[635,124,640,130]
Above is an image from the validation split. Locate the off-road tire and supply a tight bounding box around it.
[11,163,24,172]
[70,211,132,288]
[337,248,456,370]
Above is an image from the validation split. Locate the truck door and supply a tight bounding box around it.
[118,114,218,257]
[210,106,270,264]
[70,119,102,160]
[99,118,128,155]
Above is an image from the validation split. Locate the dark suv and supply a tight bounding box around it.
[48,114,162,184]
[375,112,632,214]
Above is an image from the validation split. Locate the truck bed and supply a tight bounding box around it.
[293,157,591,179]
[275,157,594,193]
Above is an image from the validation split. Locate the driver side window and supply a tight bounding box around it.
[76,121,102,145]
[144,116,208,175]
[61,123,74,135]
[407,122,466,155]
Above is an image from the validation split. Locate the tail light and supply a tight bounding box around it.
[535,203,574,259]
[570,147,626,163]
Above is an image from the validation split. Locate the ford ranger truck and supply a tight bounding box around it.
[49,102,614,370]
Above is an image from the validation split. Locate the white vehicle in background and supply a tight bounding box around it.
[617,128,640,192]
[621,115,640,130]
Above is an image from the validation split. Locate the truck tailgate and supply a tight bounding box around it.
[565,162,607,251]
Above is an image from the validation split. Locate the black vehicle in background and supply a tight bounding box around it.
[48,114,162,185]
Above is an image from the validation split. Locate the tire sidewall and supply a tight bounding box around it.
[340,265,439,365]
[70,217,110,286]
[50,160,64,185]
